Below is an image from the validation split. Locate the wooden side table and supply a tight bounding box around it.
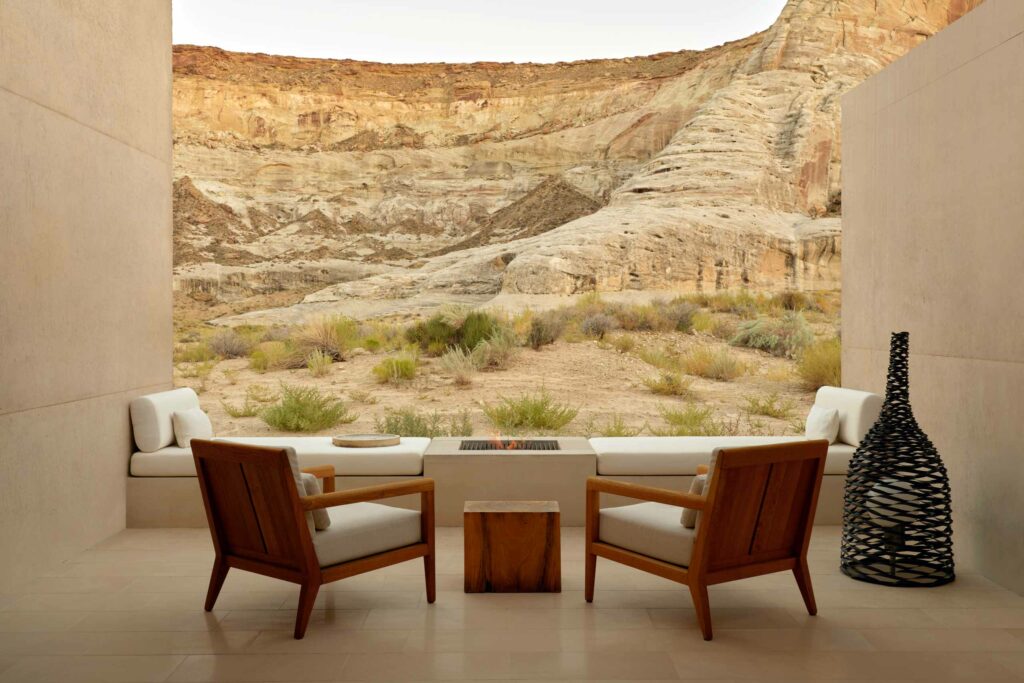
[464,500,561,593]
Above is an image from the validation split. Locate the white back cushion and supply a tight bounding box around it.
[172,408,213,448]
[680,474,707,528]
[300,473,331,531]
[813,386,882,447]
[130,388,200,452]
[805,406,840,443]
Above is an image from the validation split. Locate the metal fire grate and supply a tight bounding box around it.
[459,439,561,451]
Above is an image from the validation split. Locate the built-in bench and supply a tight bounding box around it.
[126,386,881,527]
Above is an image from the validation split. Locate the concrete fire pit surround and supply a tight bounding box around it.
[424,437,596,525]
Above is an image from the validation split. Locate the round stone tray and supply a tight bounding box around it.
[332,434,401,448]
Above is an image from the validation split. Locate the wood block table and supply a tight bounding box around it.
[464,501,561,593]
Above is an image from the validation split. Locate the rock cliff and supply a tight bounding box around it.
[172,0,983,322]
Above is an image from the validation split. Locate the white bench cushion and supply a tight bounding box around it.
[130,388,200,452]
[312,502,421,567]
[592,437,855,477]
[129,436,429,477]
[600,502,695,567]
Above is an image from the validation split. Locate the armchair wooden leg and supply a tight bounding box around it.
[204,557,229,612]
[294,581,320,639]
[793,556,817,616]
[422,488,436,604]
[689,582,713,641]
[424,553,436,604]
[584,551,597,603]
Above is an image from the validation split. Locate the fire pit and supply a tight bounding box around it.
[423,437,595,525]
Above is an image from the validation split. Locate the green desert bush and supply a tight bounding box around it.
[174,342,216,363]
[440,346,478,386]
[644,371,695,397]
[372,351,418,384]
[245,384,278,403]
[376,407,473,437]
[681,346,746,381]
[221,398,259,418]
[457,311,500,352]
[743,392,796,419]
[580,414,642,437]
[608,334,636,354]
[527,311,566,349]
[471,328,518,370]
[208,329,253,358]
[249,341,291,372]
[261,385,356,432]
[637,345,682,372]
[798,337,842,390]
[482,390,578,432]
[306,349,332,377]
[731,311,814,359]
[652,404,739,437]
[405,315,458,356]
[581,313,617,340]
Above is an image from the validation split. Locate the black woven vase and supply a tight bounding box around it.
[840,331,955,586]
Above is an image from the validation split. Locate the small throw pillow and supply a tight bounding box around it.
[300,473,331,531]
[681,473,708,528]
[171,408,213,448]
[805,406,840,443]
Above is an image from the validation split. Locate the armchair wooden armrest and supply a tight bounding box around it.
[586,476,705,510]
[300,465,336,493]
[301,478,434,511]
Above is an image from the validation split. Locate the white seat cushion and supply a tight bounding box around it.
[130,447,196,476]
[130,388,200,452]
[312,503,422,568]
[130,437,430,477]
[813,386,882,447]
[592,436,852,476]
[600,502,695,567]
[217,437,428,475]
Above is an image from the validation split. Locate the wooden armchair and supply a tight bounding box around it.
[585,440,828,640]
[191,439,435,639]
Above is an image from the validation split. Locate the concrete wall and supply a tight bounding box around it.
[842,0,1024,592]
[0,1,172,589]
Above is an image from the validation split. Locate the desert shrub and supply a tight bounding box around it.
[609,334,636,354]
[405,315,458,356]
[457,311,500,351]
[222,368,239,385]
[291,316,347,362]
[743,392,796,419]
[246,384,278,403]
[652,404,739,437]
[174,342,216,363]
[376,407,473,437]
[644,371,695,397]
[798,337,842,390]
[731,312,814,359]
[691,311,717,334]
[440,346,478,386]
[637,345,682,372]
[772,290,816,312]
[261,384,356,432]
[249,341,291,372]
[347,389,378,405]
[662,299,699,333]
[372,352,418,384]
[581,313,617,340]
[471,328,517,370]
[611,304,660,331]
[681,346,746,381]
[527,311,565,349]
[208,329,253,358]
[221,398,259,418]
[581,414,642,437]
[482,390,578,432]
[306,349,332,377]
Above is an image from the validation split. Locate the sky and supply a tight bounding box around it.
[172,0,789,64]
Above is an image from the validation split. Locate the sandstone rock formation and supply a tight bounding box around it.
[171,0,983,323]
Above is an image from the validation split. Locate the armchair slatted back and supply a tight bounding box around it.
[192,439,316,575]
[696,440,828,576]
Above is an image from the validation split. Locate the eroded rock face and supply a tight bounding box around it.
[172,0,983,320]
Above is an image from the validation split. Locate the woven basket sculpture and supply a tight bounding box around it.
[841,331,955,587]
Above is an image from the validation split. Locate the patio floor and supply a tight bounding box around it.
[0,526,1022,681]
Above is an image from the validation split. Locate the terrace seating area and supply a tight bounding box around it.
[125,385,881,527]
